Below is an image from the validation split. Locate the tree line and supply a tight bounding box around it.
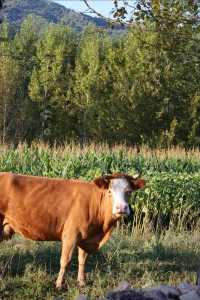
[0,1,200,147]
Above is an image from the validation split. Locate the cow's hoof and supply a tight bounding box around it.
[77,280,86,288]
[55,280,68,291]
[55,281,63,290]
[56,284,66,291]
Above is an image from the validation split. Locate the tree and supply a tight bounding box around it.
[73,26,100,141]
[29,23,77,142]
[82,0,199,27]
[82,0,136,26]
[0,22,20,144]
[0,0,200,147]
[124,1,200,146]
[0,0,5,25]
[0,0,4,9]
[11,15,45,143]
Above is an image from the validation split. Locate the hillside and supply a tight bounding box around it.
[1,0,108,30]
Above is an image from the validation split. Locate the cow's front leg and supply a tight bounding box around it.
[77,247,88,287]
[56,233,77,289]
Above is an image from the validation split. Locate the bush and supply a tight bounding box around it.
[133,172,200,231]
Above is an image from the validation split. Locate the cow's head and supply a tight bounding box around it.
[94,173,145,218]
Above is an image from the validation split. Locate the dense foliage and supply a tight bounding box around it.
[0,1,200,147]
[0,143,200,230]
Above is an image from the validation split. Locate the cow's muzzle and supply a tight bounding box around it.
[113,203,130,216]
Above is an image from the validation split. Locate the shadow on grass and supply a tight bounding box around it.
[0,238,108,279]
[105,242,200,277]
[0,240,60,277]
[136,243,200,272]
[0,236,200,281]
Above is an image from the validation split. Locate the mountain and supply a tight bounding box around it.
[0,0,109,31]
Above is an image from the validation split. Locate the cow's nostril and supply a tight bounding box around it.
[115,204,128,212]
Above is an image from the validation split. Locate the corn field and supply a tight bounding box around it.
[0,142,200,231]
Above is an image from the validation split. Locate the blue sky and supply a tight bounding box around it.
[54,1,115,17]
[53,1,134,18]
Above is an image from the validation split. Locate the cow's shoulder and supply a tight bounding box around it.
[0,171,15,184]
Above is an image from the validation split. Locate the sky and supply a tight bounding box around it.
[54,1,115,17]
[53,1,134,18]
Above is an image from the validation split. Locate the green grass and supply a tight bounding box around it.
[0,230,200,299]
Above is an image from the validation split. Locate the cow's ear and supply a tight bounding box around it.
[94,176,110,189]
[131,178,145,190]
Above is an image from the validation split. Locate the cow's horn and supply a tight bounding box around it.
[132,173,140,179]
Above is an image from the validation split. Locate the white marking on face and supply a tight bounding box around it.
[110,178,131,216]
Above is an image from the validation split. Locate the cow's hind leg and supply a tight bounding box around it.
[3,220,14,240]
[77,247,88,287]
[0,216,14,242]
[0,214,3,242]
[56,231,77,289]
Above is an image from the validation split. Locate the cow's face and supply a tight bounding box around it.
[94,173,145,218]
[109,178,131,216]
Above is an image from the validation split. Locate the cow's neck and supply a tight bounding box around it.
[93,188,117,233]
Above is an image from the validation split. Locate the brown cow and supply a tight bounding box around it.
[0,172,145,289]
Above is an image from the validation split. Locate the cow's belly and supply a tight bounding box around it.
[5,216,61,241]
[17,226,60,241]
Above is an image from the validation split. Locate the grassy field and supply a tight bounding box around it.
[0,143,200,299]
[0,229,200,299]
